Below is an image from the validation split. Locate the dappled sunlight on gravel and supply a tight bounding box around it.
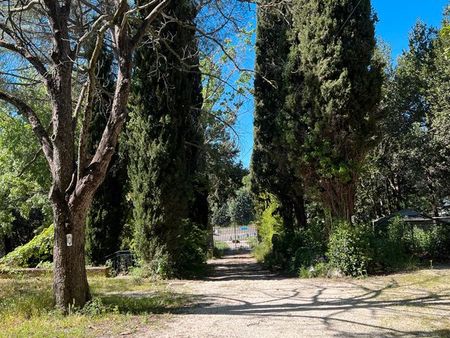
[139,254,450,338]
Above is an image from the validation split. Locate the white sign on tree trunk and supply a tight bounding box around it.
[66,234,73,247]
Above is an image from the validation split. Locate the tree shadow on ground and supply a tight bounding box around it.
[97,255,450,337]
[181,284,450,337]
[203,253,285,281]
[187,254,450,337]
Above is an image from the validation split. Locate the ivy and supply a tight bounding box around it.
[0,224,53,268]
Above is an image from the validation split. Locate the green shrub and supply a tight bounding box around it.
[253,198,328,274]
[172,222,208,277]
[371,236,412,272]
[131,244,171,280]
[299,262,331,278]
[289,221,328,273]
[252,196,283,264]
[414,227,435,256]
[258,197,283,245]
[213,241,229,258]
[133,221,208,279]
[0,224,53,268]
[327,222,372,277]
[432,224,450,259]
[253,240,272,263]
[78,297,119,316]
[363,217,443,273]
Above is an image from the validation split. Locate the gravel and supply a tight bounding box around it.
[137,254,450,338]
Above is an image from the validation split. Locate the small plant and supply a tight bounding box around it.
[253,240,272,263]
[79,298,119,316]
[131,245,171,280]
[213,241,230,258]
[327,222,371,277]
[299,262,331,278]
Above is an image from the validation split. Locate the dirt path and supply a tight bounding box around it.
[140,254,450,337]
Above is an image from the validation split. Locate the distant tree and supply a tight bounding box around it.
[228,188,255,226]
[211,203,231,227]
[355,22,449,221]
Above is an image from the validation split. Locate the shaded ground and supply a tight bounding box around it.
[138,254,450,338]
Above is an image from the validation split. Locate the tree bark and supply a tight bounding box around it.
[293,193,307,229]
[0,0,171,312]
[52,191,91,310]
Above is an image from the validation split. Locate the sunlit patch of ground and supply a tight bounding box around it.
[137,255,450,338]
[1,260,450,337]
[0,275,190,337]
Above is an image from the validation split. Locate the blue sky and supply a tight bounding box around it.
[236,0,449,168]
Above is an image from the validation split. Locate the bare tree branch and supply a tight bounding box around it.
[130,0,171,48]
[77,30,106,180]
[0,37,49,81]
[9,0,42,13]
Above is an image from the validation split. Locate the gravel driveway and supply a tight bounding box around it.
[140,254,450,338]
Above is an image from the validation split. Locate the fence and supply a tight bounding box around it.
[213,224,258,250]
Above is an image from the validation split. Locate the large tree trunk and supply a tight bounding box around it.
[322,179,357,224]
[293,193,307,229]
[52,195,91,310]
[0,0,170,313]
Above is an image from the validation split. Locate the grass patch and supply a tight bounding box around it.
[213,241,230,258]
[0,275,190,337]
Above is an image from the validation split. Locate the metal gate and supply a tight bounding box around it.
[213,224,257,250]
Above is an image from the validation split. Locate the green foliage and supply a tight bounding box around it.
[287,0,383,221]
[85,43,128,265]
[355,20,449,221]
[211,203,231,227]
[133,221,207,279]
[258,197,283,243]
[327,223,372,277]
[252,195,283,263]
[213,241,230,258]
[0,224,53,268]
[127,1,208,275]
[78,298,119,317]
[130,244,171,280]
[228,188,255,226]
[172,222,208,277]
[253,196,326,274]
[442,23,450,56]
[251,1,306,231]
[0,86,51,255]
[299,262,331,279]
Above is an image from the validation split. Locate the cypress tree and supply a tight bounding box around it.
[85,44,128,265]
[251,2,307,230]
[127,0,207,276]
[288,0,384,222]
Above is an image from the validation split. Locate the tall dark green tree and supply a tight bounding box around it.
[251,2,307,231]
[84,44,128,265]
[127,0,207,276]
[288,0,383,223]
